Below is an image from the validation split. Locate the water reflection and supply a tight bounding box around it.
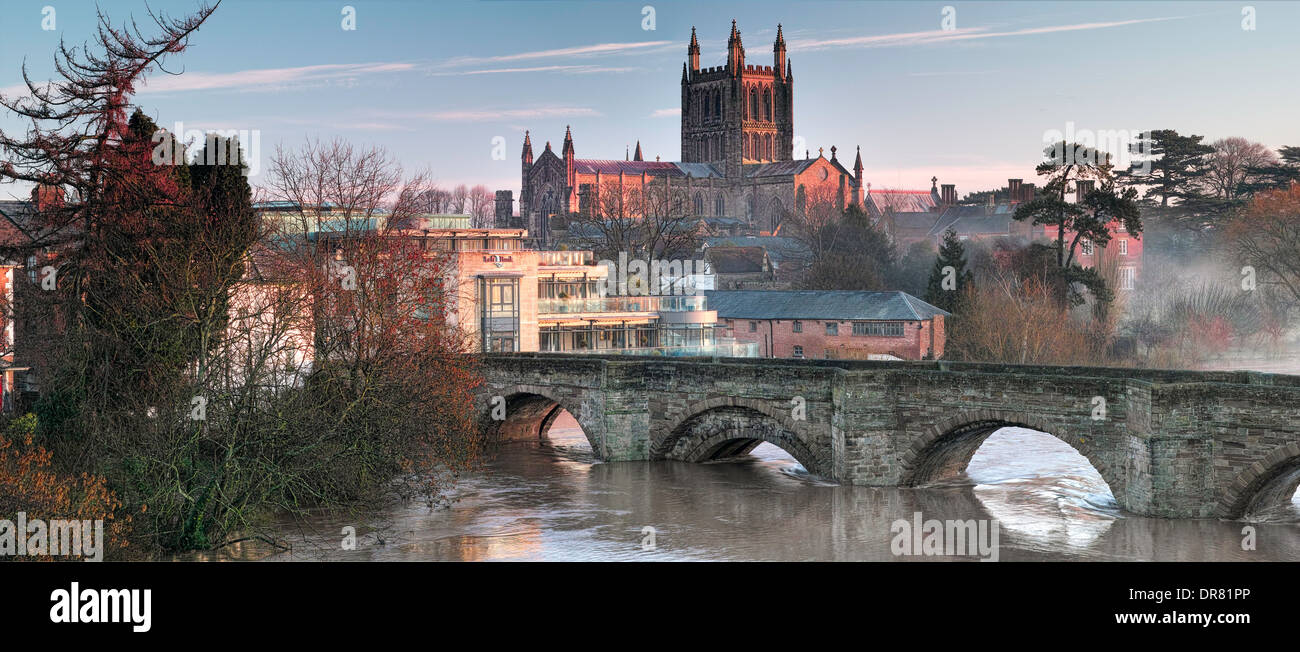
[213,414,1300,562]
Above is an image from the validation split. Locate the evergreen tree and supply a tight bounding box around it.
[1013,141,1141,309]
[1241,145,1300,194]
[924,229,972,314]
[1116,129,1213,207]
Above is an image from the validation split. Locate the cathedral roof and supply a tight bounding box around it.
[674,162,725,178]
[571,159,683,176]
[743,159,818,178]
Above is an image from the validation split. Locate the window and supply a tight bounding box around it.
[792,345,804,359]
[853,321,905,337]
[1120,266,1136,291]
[693,192,704,216]
[792,320,802,333]
[825,322,838,336]
[480,277,520,352]
[1118,239,1128,255]
[749,321,757,332]
[726,319,734,329]
[715,196,725,216]
[1081,239,1093,256]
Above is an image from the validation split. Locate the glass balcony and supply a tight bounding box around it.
[658,295,707,312]
[537,296,660,315]
[538,250,595,266]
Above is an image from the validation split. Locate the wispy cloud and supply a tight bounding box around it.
[138,62,416,93]
[650,108,680,118]
[429,64,636,77]
[907,69,1004,77]
[410,107,601,123]
[439,40,673,67]
[791,16,1184,52]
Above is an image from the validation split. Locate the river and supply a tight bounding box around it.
[215,412,1300,562]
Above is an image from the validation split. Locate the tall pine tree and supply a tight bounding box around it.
[924,229,972,314]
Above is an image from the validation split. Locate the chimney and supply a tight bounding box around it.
[940,184,956,206]
[1021,183,1036,203]
[31,184,65,211]
[1075,179,1095,203]
[1007,178,1022,203]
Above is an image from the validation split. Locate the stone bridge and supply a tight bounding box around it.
[477,353,1300,519]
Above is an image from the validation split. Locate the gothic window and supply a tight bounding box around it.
[747,194,756,219]
[714,90,722,120]
[715,195,725,217]
[765,134,773,160]
[768,196,785,231]
[764,88,772,121]
[693,192,704,215]
[750,89,758,120]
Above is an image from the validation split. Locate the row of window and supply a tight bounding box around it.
[738,319,908,337]
[1080,238,1129,256]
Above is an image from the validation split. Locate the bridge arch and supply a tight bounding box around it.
[1217,441,1300,519]
[900,409,1123,500]
[654,397,827,476]
[483,384,599,454]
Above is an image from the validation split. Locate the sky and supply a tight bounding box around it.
[2,0,1299,204]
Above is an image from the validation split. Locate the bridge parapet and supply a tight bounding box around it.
[478,353,1300,518]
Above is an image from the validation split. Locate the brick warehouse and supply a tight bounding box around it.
[706,290,948,360]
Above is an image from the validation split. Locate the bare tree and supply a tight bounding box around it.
[566,178,700,262]
[1204,137,1278,200]
[263,138,434,236]
[449,184,468,214]
[467,184,493,227]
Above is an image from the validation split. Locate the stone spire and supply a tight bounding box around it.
[521,130,533,164]
[633,140,644,162]
[727,19,745,73]
[852,146,864,206]
[774,23,787,78]
[562,126,575,190]
[688,26,700,73]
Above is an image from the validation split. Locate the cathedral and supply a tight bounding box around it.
[507,21,866,245]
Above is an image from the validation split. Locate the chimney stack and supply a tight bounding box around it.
[1021,183,1036,202]
[940,184,956,206]
[31,184,65,211]
[1007,178,1022,203]
[1075,179,1095,203]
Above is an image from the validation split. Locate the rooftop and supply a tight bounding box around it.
[703,289,950,321]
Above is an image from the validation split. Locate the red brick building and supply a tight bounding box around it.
[873,177,1143,291]
[705,290,948,360]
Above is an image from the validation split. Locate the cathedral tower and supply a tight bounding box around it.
[681,21,794,178]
